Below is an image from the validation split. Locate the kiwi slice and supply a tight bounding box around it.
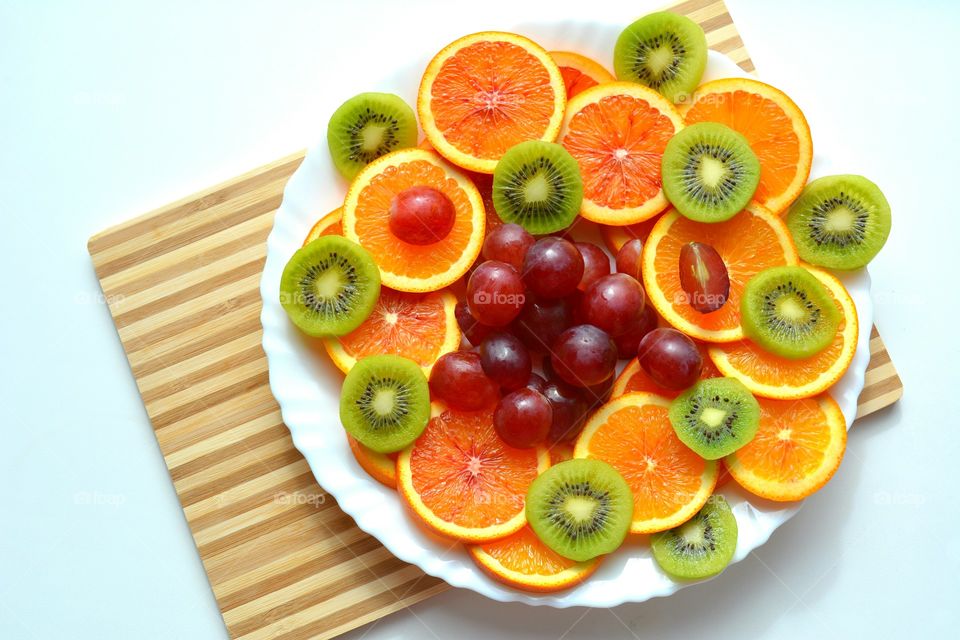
[525,458,633,562]
[614,12,708,103]
[492,141,583,234]
[279,235,381,337]
[651,495,737,580]
[339,355,430,453]
[740,266,841,360]
[669,378,760,460]
[786,175,891,270]
[662,122,760,222]
[327,92,417,180]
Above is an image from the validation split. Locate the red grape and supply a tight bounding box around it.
[522,237,584,299]
[513,296,574,353]
[550,324,618,388]
[482,223,534,270]
[455,301,493,346]
[613,304,659,358]
[542,379,589,443]
[479,332,532,391]
[678,242,729,313]
[582,375,613,411]
[388,186,455,245]
[493,388,552,448]
[429,351,499,411]
[636,328,702,390]
[525,372,547,394]
[577,273,646,337]
[615,238,643,279]
[467,260,526,327]
[575,242,611,291]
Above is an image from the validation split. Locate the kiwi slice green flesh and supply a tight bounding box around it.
[662,122,760,223]
[614,12,708,103]
[492,141,583,234]
[740,266,841,360]
[339,355,430,454]
[786,175,891,270]
[669,378,760,460]
[652,495,737,580]
[280,235,381,337]
[327,92,417,180]
[526,458,633,562]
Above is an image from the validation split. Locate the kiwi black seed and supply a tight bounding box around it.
[525,458,633,561]
[669,377,760,459]
[339,355,430,454]
[492,140,583,234]
[651,495,738,580]
[786,175,891,270]
[740,265,841,360]
[614,12,708,103]
[279,235,381,337]
[327,92,417,180]
[662,122,760,222]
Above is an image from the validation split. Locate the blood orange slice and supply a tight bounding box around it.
[642,203,798,342]
[347,434,397,488]
[303,207,343,246]
[681,78,813,215]
[612,343,720,399]
[725,395,846,501]
[559,82,683,225]
[574,392,718,533]
[397,403,549,542]
[342,148,485,292]
[418,32,566,174]
[323,288,460,375]
[549,51,615,100]
[709,267,858,399]
[468,526,599,592]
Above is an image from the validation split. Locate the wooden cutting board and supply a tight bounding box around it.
[88,0,903,638]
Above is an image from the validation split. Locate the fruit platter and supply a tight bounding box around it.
[260,11,886,606]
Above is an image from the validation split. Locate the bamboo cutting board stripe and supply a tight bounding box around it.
[88,1,901,638]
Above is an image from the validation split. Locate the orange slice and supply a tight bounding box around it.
[418,32,566,174]
[642,203,798,342]
[709,267,858,399]
[599,217,659,254]
[559,82,684,225]
[681,79,813,215]
[725,395,847,501]
[397,403,549,542]
[612,343,720,399]
[323,288,460,376]
[574,392,718,533]
[549,51,615,99]
[302,207,343,246]
[342,148,485,292]
[468,525,599,592]
[347,434,397,488]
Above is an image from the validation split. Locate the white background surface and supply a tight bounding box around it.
[0,0,955,638]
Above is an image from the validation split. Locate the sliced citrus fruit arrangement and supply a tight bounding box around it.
[710,267,858,399]
[725,394,847,502]
[574,392,718,533]
[347,434,398,488]
[468,525,600,592]
[418,32,566,174]
[559,83,683,225]
[549,51,615,100]
[324,288,460,375]
[642,203,798,342]
[342,147,485,292]
[680,78,813,215]
[613,343,720,399]
[397,403,549,542]
[303,207,343,246]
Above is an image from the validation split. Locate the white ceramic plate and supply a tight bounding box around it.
[260,21,873,607]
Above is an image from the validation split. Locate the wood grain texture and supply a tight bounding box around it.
[88,1,900,638]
